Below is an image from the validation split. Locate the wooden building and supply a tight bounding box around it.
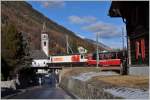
[109,1,149,66]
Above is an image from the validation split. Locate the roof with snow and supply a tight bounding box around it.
[30,50,48,59]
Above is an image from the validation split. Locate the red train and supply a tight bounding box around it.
[50,51,124,64]
[87,51,123,66]
[87,51,127,74]
[48,50,127,74]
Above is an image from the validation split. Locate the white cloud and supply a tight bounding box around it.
[39,1,65,8]
[68,15,121,38]
[82,21,121,38]
[68,16,97,24]
[76,33,85,39]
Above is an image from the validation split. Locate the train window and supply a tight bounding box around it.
[92,51,124,60]
[118,52,123,59]
[111,53,116,59]
[104,53,110,59]
[92,53,96,60]
[44,62,45,64]
[34,62,36,65]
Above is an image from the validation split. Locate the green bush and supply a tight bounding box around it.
[1,73,4,81]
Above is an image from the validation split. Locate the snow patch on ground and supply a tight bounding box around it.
[72,71,118,82]
[104,87,149,99]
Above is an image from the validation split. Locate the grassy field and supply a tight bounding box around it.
[89,75,149,90]
[61,67,149,90]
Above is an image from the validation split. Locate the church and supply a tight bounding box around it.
[30,22,49,67]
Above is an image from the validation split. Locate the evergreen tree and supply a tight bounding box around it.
[1,24,31,79]
[1,57,10,81]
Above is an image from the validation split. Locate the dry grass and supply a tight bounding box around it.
[90,75,149,89]
[61,67,100,77]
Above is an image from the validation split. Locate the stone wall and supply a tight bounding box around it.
[129,66,149,76]
[1,80,16,90]
[59,68,149,99]
[60,77,122,99]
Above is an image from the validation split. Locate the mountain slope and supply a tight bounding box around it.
[85,38,112,51]
[1,1,108,54]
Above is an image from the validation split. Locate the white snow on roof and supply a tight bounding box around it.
[72,71,119,82]
[104,87,149,99]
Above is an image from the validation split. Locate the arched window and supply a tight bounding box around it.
[81,55,83,59]
[44,42,46,46]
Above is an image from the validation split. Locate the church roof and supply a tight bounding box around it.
[30,50,48,59]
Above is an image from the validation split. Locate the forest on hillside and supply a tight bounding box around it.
[1,1,106,55]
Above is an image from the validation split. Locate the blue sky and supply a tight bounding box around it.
[27,1,126,49]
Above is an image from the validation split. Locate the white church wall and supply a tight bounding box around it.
[41,34,49,56]
[37,69,48,74]
[32,59,49,67]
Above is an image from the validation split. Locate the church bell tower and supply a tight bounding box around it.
[41,22,49,56]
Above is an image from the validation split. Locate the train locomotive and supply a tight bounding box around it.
[48,54,88,67]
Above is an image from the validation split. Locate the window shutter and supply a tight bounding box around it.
[141,39,145,61]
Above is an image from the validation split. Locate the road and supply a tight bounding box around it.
[7,85,72,99]
[6,72,72,99]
